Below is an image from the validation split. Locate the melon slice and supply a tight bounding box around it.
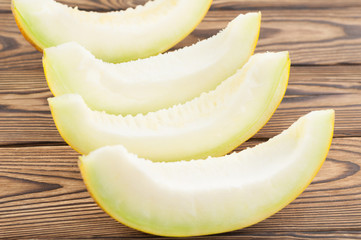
[48,52,290,161]
[12,0,212,63]
[43,12,261,115]
[79,109,335,237]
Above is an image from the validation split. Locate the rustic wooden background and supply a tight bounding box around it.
[1,0,361,239]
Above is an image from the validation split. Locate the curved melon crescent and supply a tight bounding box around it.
[43,12,261,115]
[48,52,290,162]
[12,0,212,63]
[79,109,335,237]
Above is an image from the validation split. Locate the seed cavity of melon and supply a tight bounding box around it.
[48,52,290,162]
[43,12,261,115]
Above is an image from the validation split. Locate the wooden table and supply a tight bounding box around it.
[1,0,361,239]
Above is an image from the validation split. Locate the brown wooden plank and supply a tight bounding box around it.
[0,137,360,238]
[0,65,360,144]
[2,0,361,12]
[212,0,361,10]
[253,65,361,139]
[2,5,361,68]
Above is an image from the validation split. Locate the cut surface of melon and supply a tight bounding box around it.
[79,110,335,237]
[43,12,261,115]
[48,52,290,161]
[12,0,212,63]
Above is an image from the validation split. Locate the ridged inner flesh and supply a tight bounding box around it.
[49,52,290,161]
[44,12,261,115]
[80,110,334,237]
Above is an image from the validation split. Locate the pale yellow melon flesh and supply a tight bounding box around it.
[79,110,335,237]
[12,0,212,63]
[43,12,261,115]
[48,52,290,161]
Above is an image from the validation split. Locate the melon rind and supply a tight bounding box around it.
[48,52,290,161]
[43,12,261,115]
[79,110,335,237]
[12,0,212,63]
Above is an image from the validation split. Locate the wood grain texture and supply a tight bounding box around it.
[0,65,360,145]
[2,4,361,67]
[3,0,361,12]
[0,137,360,238]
